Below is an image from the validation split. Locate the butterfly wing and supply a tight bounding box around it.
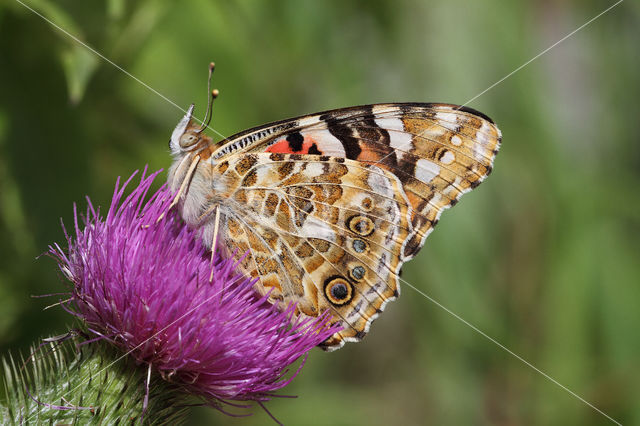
[186,103,500,350]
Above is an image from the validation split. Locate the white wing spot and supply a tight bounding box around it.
[435,112,459,131]
[415,159,440,183]
[374,117,412,161]
[304,162,324,177]
[477,122,492,147]
[255,164,272,184]
[472,123,495,161]
[298,215,336,242]
[367,167,394,197]
[440,150,455,165]
[451,135,462,146]
[312,130,346,157]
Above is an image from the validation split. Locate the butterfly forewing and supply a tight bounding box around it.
[212,103,500,254]
[171,102,501,350]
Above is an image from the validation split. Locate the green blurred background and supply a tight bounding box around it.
[1,0,639,424]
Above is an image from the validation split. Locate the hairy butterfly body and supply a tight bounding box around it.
[167,69,501,351]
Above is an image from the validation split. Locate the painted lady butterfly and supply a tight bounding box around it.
[167,64,501,351]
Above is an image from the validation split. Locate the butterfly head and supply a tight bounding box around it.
[169,104,213,156]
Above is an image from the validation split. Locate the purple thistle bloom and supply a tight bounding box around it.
[48,169,339,409]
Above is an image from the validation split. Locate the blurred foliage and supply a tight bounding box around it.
[1,0,639,424]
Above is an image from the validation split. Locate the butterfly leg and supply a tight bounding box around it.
[209,206,221,282]
[156,155,201,223]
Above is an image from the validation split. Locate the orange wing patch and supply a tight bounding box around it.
[265,133,322,155]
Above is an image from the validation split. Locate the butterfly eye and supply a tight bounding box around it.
[324,277,353,306]
[179,133,199,148]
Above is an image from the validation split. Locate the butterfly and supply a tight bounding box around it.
[166,64,501,351]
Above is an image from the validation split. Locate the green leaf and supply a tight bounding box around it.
[61,46,99,104]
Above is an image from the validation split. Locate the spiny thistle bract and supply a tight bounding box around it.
[2,336,190,424]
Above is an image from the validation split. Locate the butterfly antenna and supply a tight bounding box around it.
[198,62,219,133]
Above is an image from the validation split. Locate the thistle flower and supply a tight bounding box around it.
[47,169,338,413]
